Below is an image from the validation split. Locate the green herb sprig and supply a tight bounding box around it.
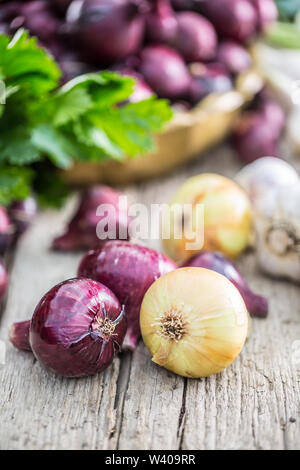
[0,30,173,207]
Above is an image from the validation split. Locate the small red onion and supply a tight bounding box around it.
[182,252,268,318]
[0,206,13,255]
[173,12,217,63]
[9,197,37,237]
[52,185,130,252]
[10,278,127,377]
[256,95,285,135]
[217,41,252,75]
[146,0,178,43]
[198,0,258,43]
[66,0,145,65]
[139,45,191,100]
[232,108,283,164]
[0,260,8,303]
[252,0,278,32]
[78,241,177,350]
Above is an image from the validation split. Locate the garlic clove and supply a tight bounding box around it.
[140,267,248,378]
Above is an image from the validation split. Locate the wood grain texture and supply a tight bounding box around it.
[0,144,300,450]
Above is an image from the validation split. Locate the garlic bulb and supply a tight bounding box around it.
[235,157,300,217]
[140,267,248,378]
[255,183,300,282]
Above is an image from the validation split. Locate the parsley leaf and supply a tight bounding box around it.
[0,29,173,206]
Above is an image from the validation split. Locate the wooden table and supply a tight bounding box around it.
[1,144,300,450]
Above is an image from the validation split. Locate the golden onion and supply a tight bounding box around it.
[140,267,248,378]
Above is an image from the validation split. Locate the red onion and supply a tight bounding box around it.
[182,252,268,318]
[0,260,8,303]
[146,0,178,43]
[252,0,278,32]
[198,0,258,43]
[173,12,217,62]
[9,197,37,237]
[66,0,145,65]
[189,63,233,105]
[20,1,62,44]
[139,45,191,100]
[217,41,252,75]
[78,241,177,350]
[52,185,131,251]
[232,101,284,164]
[256,94,285,135]
[10,278,127,377]
[0,206,13,255]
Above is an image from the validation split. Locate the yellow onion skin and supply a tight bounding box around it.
[140,267,248,378]
[163,173,253,263]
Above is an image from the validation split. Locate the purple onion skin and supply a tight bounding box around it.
[146,0,178,44]
[0,2,22,23]
[19,278,127,378]
[197,0,258,43]
[9,197,37,237]
[257,95,285,135]
[0,260,8,303]
[217,41,252,75]
[66,0,145,66]
[171,0,199,9]
[232,111,282,164]
[52,186,130,252]
[189,63,233,104]
[0,206,13,256]
[20,1,62,44]
[252,0,278,32]
[78,241,178,350]
[9,320,31,351]
[182,252,268,318]
[139,45,191,100]
[173,12,217,63]
[52,0,73,16]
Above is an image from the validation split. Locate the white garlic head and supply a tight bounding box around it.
[255,184,300,282]
[235,157,300,218]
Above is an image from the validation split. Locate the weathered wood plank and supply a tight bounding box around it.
[0,144,300,450]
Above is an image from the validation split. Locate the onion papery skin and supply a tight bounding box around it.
[140,267,248,378]
[29,278,127,377]
[78,241,177,350]
[163,173,253,263]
